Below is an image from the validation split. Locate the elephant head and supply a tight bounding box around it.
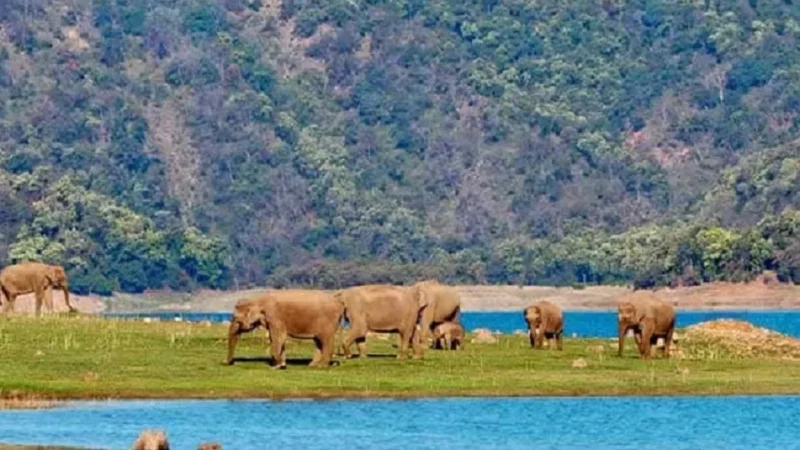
[617,301,643,329]
[525,306,543,329]
[230,299,266,333]
[226,299,266,365]
[45,265,69,290]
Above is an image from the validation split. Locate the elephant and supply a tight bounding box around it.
[132,430,169,450]
[338,284,429,359]
[226,290,344,369]
[0,262,76,316]
[524,300,564,350]
[617,294,676,359]
[432,321,464,350]
[412,280,461,344]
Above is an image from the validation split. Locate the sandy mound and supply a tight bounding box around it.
[681,319,800,360]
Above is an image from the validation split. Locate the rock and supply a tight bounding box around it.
[513,329,528,337]
[222,320,231,326]
[199,320,213,327]
[142,317,152,323]
[173,317,183,322]
[197,443,222,450]
[571,332,577,338]
[471,328,498,344]
[35,350,44,357]
[571,358,588,369]
[132,429,169,450]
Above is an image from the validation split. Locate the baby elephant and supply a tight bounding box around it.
[432,322,464,350]
[524,301,564,350]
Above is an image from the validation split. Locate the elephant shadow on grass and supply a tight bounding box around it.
[227,356,341,367]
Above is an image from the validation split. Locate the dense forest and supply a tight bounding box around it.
[0,0,799,293]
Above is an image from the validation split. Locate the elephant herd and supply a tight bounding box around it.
[227,281,678,369]
[226,281,464,369]
[523,293,677,359]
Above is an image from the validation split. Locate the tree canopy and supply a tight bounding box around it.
[0,0,799,292]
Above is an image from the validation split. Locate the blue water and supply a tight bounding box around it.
[1,397,799,449]
[106,310,800,337]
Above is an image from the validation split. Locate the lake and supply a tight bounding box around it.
[107,310,800,337]
[1,396,799,449]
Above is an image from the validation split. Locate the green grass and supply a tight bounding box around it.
[1,315,799,400]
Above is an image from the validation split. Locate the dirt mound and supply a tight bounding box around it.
[681,319,800,360]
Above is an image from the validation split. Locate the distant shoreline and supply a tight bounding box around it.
[7,280,800,314]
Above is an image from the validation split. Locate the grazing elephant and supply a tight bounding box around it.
[524,301,564,350]
[132,430,169,450]
[412,280,461,343]
[617,294,676,359]
[0,262,76,316]
[226,290,344,369]
[432,321,464,350]
[338,284,429,359]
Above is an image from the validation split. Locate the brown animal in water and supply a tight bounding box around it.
[132,429,169,450]
[412,280,461,344]
[226,290,344,369]
[432,321,464,350]
[617,293,676,359]
[197,443,222,450]
[524,301,564,350]
[338,284,429,359]
[0,262,76,316]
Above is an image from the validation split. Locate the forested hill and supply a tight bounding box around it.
[1,0,799,294]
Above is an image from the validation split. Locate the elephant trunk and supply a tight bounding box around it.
[226,321,241,365]
[62,284,76,313]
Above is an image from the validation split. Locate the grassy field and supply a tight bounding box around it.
[1,315,799,400]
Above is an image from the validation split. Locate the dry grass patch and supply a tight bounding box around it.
[681,319,800,360]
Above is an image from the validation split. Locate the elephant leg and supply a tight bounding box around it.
[319,332,336,366]
[310,337,323,367]
[528,330,536,348]
[2,292,16,315]
[34,287,46,317]
[556,331,563,351]
[617,324,627,356]
[639,326,653,360]
[226,323,241,365]
[43,288,54,314]
[355,337,368,358]
[341,320,367,359]
[663,328,674,359]
[397,327,419,360]
[411,327,424,359]
[270,328,287,369]
[535,328,544,349]
[419,307,435,344]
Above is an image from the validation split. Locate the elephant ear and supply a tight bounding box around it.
[412,285,429,310]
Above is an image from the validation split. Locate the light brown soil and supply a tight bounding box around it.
[4,281,799,314]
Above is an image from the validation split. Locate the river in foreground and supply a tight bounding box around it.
[1,396,798,449]
[107,310,800,337]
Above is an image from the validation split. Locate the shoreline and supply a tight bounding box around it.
[7,281,800,314]
[6,389,800,407]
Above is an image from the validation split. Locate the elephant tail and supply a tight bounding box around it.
[332,290,349,324]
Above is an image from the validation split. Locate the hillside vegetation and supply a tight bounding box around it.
[1,0,799,293]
